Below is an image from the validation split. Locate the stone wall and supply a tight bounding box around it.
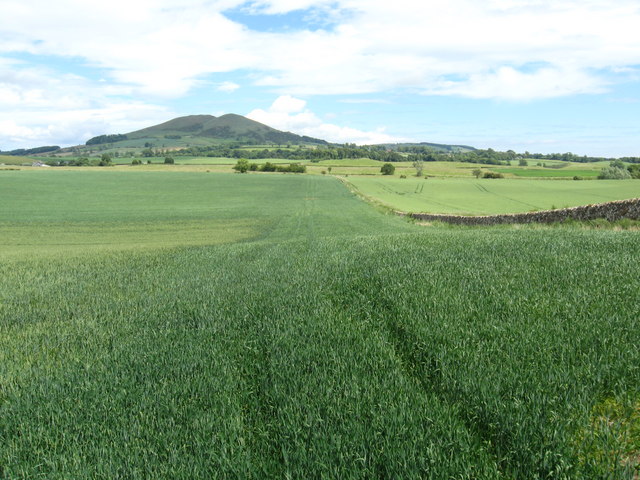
[406,198,640,226]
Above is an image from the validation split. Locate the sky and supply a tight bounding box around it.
[1,0,640,156]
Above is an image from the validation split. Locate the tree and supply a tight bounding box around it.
[164,156,174,164]
[260,162,277,172]
[598,165,631,180]
[412,158,424,177]
[380,163,395,175]
[472,168,482,178]
[518,159,528,166]
[233,158,250,173]
[98,153,112,166]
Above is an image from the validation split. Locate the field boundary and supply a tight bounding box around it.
[402,197,640,225]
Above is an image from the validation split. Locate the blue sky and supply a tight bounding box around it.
[1,0,640,156]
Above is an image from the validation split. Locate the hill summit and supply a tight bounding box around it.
[85,114,328,147]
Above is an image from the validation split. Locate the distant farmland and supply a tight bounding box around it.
[345,176,640,215]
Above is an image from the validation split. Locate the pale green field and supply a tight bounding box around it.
[345,176,640,214]
[317,158,384,167]
[0,170,411,259]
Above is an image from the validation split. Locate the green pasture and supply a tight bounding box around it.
[176,157,296,165]
[1,171,639,478]
[317,157,384,167]
[346,176,640,214]
[0,155,35,166]
[496,167,600,178]
[0,170,410,258]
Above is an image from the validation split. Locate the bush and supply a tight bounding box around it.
[260,162,277,172]
[164,156,174,164]
[472,168,482,178]
[98,154,112,166]
[233,159,250,173]
[627,164,640,179]
[249,163,258,171]
[598,166,631,180]
[519,159,528,166]
[483,171,504,179]
[381,163,395,175]
[131,159,142,165]
[284,163,306,173]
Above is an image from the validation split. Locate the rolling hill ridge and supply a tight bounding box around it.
[84,114,329,148]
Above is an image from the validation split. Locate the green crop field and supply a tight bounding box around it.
[346,176,640,214]
[496,167,601,178]
[1,170,639,479]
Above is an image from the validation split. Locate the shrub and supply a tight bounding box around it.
[249,163,258,171]
[627,164,640,179]
[381,163,395,175]
[233,158,250,173]
[483,171,504,179]
[164,156,174,164]
[598,166,631,180]
[287,163,306,173]
[98,154,112,166]
[260,162,277,172]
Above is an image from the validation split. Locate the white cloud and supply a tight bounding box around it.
[218,81,240,92]
[0,60,171,148]
[247,95,403,144]
[426,66,609,100]
[242,0,336,14]
[269,94,307,113]
[2,0,640,149]
[0,103,172,149]
[1,0,639,101]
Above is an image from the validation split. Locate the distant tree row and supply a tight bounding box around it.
[176,145,405,162]
[170,144,640,165]
[0,146,60,156]
[44,153,113,167]
[85,134,128,145]
[598,160,639,179]
[233,159,306,173]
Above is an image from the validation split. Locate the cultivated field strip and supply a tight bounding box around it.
[1,173,639,478]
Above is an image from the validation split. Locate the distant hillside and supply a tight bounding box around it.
[83,114,328,149]
[380,142,476,153]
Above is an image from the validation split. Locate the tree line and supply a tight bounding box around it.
[171,144,640,165]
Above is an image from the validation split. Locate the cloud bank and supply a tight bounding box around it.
[247,95,401,144]
[1,0,640,148]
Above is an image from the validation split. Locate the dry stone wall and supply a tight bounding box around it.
[406,198,640,226]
